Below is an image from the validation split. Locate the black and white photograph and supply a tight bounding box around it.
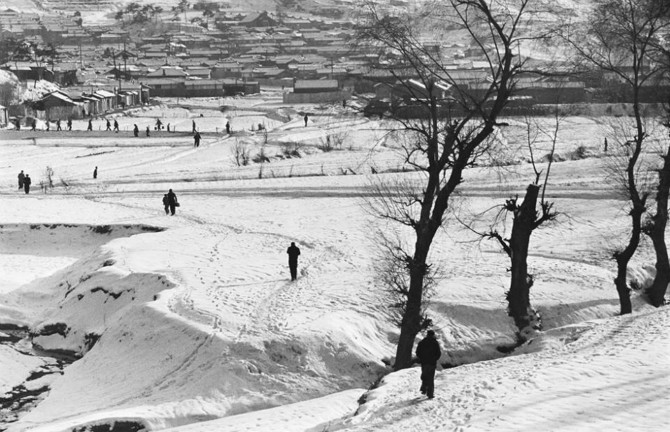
[1,0,669,431]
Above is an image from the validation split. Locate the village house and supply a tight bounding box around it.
[239,11,278,28]
[284,79,350,103]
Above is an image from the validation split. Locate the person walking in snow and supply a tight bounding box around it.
[194,131,201,147]
[304,114,308,127]
[146,126,150,137]
[156,118,162,130]
[18,170,24,189]
[31,119,36,131]
[56,119,62,131]
[133,124,139,137]
[23,174,31,194]
[113,119,119,133]
[87,118,93,131]
[93,166,98,179]
[106,119,111,131]
[67,118,72,131]
[166,189,178,216]
[225,121,230,135]
[416,329,441,399]
[162,194,170,215]
[192,120,196,133]
[287,242,301,281]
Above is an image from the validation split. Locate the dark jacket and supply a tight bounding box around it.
[416,335,441,366]
[24,176,31,186]
[162,195,169,206]
[287,245,300,265]
[167,191,177,206]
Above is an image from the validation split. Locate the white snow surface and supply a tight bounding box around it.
[1,94,669,431]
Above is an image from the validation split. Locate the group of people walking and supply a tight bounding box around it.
[17,170,31,194]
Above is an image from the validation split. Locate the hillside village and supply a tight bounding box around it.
[2,0,669,128]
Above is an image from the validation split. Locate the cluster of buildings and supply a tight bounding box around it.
[2,1,669,126]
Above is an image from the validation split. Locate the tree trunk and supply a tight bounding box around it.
[614,203,644,315]
[614,258,633,315]
[394,244,429,371]
[646,150,670,306]
[507,184,541,337]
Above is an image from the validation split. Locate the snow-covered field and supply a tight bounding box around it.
[1,94,669,431]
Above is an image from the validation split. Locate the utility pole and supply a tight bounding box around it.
[122,39,127,92]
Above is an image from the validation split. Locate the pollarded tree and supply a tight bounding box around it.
[359,0,557,370]
[567,0,670,313]
[482,106,564,341]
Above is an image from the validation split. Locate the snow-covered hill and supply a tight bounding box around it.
[1,93,669,431]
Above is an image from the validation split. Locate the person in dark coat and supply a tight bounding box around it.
[156,118,162,130]
[167,189,178,216]
[162,194,170,215]
[304,114,308,127]
[56,119,62,131]
[31,119,36,131]
[194,131,201,147]
[225,121,230,134]
[146,126,150,137]
[67,119,72,131]
[106,119,111,131]
[287,242,301,281]
[87,118,93,131]
[23,174,31,194]
[93,166,98,179]
[416,330,441,399]
[113,119,119,132]
[133,124,139,137]
[45,120,50,131]
[192,120,196,133]
[18,170,24,189]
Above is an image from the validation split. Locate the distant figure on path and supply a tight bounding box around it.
[192,120,196,133]
[167,123,170,132]
[156,118,162,130]
[133,124,139,137]
[194,131,201,147]
[87,118,93,131]
[18,170,24,189]
[287,242,301,281]
[23,174,31,194]
[225,121,230,134]
[604,137,608,153]
[146,126,150,137]
[45,120,50,131]
[304,114,308,127]
[167,189,178,216]
[56,119,62,131]
[416,329,441,399]
[31,119,36,131]
[93,166,98,179]
[113,119,119,133]
[162,194,170,215]
[106,119,111,131]
[67,119,72,131]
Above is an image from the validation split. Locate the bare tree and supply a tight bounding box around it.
[567,0,670,313]
[480,111,560,341]
[644,109,670,306]
[359,0,554,370]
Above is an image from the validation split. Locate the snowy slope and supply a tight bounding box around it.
[1,93,669,431]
